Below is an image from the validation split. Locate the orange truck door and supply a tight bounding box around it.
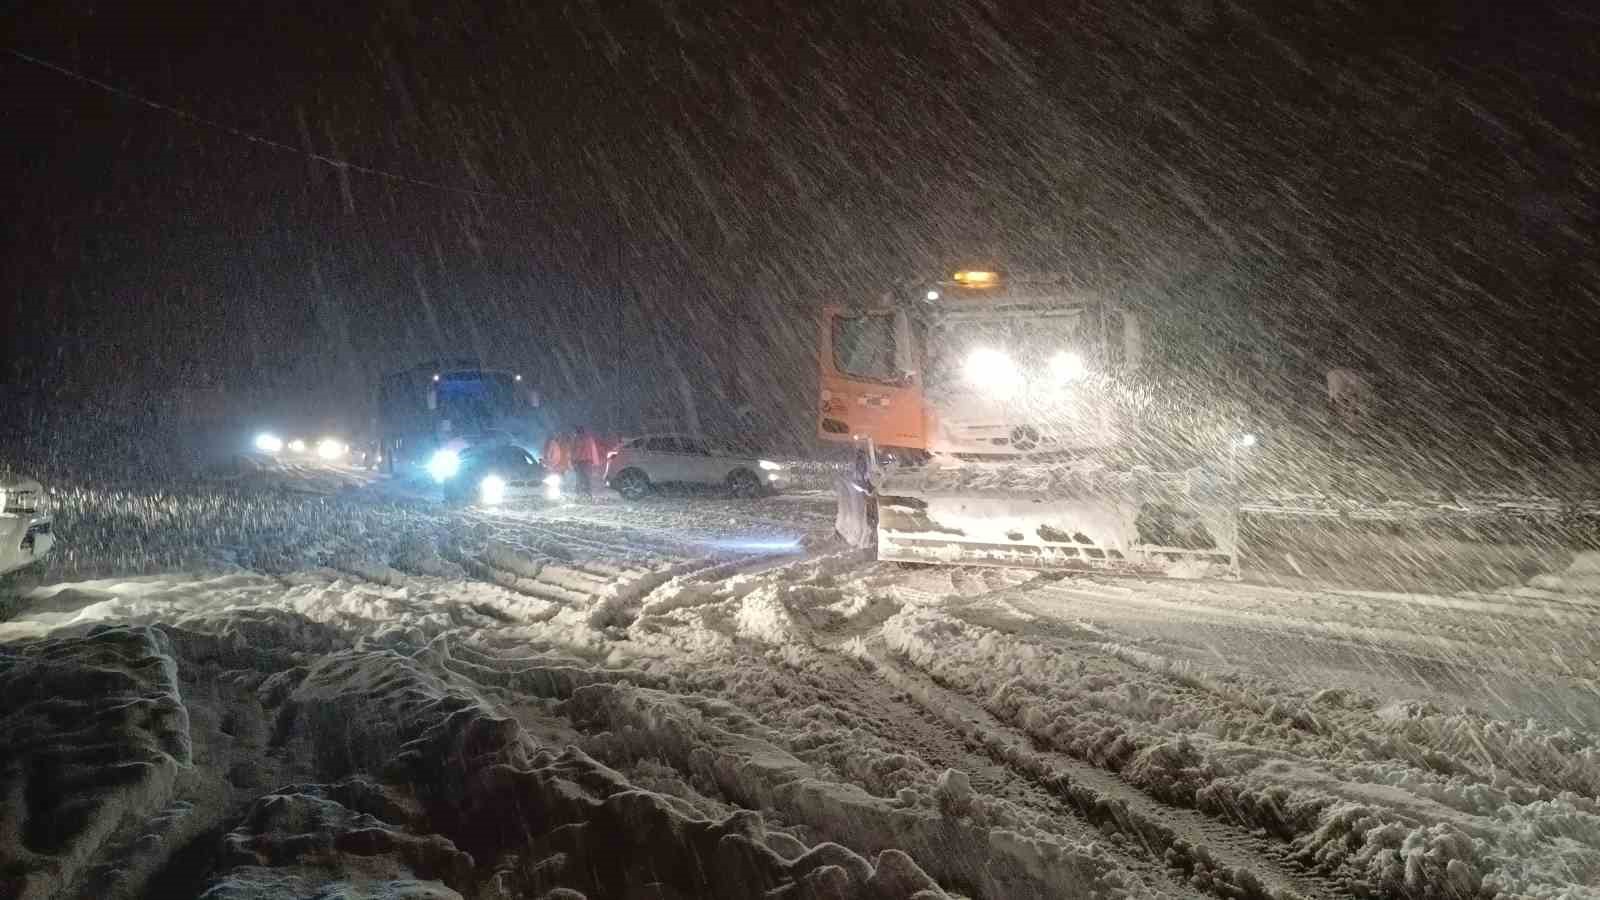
[817,307,926,449]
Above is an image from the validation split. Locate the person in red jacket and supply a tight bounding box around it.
[570,425,603,500]
[541,431,568,475]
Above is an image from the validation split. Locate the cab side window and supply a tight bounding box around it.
[832,314,896,381]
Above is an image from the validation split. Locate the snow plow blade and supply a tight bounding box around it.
[875,466,1239,578]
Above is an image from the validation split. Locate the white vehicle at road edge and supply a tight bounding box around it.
[604,434,786,500]
[0,473,54,576]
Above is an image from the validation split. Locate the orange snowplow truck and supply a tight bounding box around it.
[817,270,1238,577]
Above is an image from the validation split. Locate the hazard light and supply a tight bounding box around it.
[952,270,999,287]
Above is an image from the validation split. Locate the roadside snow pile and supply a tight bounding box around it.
[0,626,190,900]
[0,619,970,900]
[1526,550,1600,596]
[204,781,474,900]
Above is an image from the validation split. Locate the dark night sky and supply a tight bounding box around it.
[5,0,1598,445]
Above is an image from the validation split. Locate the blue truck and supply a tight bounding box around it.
[377,359,548,476]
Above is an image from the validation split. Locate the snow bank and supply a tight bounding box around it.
[0,609,966,899]
[204,780,473,900]
[1527,550,1600,596]
[0,626,190,900]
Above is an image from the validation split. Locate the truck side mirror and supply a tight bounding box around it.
[1121,311,1145,371]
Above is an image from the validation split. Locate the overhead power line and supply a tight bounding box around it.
[7,47,532,203]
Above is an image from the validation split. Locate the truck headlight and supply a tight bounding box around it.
[758,459,783,471]
[316,438,347,460]
[480,474,507,505]
[427,449,461,482]
[1050,351,1087,383]
[288,439,307,453]
[254,433,284,454]
[964,348,1021,397]
[543,473,562,500]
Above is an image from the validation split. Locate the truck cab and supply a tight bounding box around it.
[818,272,1145,461]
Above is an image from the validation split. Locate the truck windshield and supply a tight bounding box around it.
[437,372,518,431]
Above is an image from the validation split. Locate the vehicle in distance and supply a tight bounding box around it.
[604,434,786,500]
[431,442,560,506]
[378,360,544,476]
[253,431,359,464]
[0,472,54,576]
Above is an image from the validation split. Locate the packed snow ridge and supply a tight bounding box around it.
[2,472,1599,898]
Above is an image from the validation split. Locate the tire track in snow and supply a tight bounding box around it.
[851,638,1341,900]
[792,649,1212,898]
[880,583,1596,897]
[963,585,1600,797]
[748,564,1306,899]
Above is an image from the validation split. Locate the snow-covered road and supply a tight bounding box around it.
[2,474,1597,899]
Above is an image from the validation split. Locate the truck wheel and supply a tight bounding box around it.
[614,469,651,501]
[728,469,763,498]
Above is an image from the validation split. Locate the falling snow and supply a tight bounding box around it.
[4,0,1600,896]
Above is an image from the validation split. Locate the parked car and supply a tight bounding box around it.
[0,472,54,575]
[603,434,786,500]
[436,442,559,506]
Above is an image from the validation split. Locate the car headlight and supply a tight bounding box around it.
[427,449,461,482]
[479,474,507,505]
[287,439,307,454]
[1050,350,1087,383]
[316,438,347,460]
[254,433,284,453]
[758,459,783,471]
[543,472,562,500]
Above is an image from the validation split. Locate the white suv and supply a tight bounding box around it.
[1,473,55,576]
[604,434,786,500]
